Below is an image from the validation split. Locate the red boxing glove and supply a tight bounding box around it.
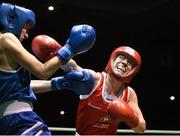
[31,35,62,62]
[107,99,139,128]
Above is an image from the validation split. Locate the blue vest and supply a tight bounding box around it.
[0,67,36,104]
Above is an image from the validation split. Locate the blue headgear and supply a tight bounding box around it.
[0,3,35,37]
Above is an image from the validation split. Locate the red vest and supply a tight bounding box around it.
[76,72,129,135]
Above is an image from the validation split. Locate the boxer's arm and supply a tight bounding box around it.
[60,59,83,72]
[1,33,62,79]
[31,35,81,72]
[30,80,52,94]
[107,87,146,133]
[127,87,146,133]
[2,24,95,79]
[51,70,94,95]
[31,25,96,65]
[31,69,99,94]
[31,25,96,73]
[31,70,95,94]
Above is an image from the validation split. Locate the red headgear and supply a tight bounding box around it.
[105,46,141,83]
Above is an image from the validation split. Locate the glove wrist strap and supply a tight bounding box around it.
[56,44,74,64]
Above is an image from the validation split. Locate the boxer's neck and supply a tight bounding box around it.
[105,73,125,96]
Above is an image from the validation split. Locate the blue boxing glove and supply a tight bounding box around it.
[57,24,96,64]
[51,70,94,95]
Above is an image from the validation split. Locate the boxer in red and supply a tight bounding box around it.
[32,36,146,135]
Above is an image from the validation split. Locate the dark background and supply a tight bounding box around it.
[3,0,180,134]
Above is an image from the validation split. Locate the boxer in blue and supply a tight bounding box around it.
[0,2,96,135]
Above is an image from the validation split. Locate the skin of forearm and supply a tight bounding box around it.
[30,80,52,94]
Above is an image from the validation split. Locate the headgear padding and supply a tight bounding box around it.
[0,3,35,37]
[106,46,141,83]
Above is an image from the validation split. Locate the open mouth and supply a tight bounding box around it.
[116,64,126,73]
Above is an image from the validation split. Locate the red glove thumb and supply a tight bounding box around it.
[107,99,139,128]
[31,35,62,62]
